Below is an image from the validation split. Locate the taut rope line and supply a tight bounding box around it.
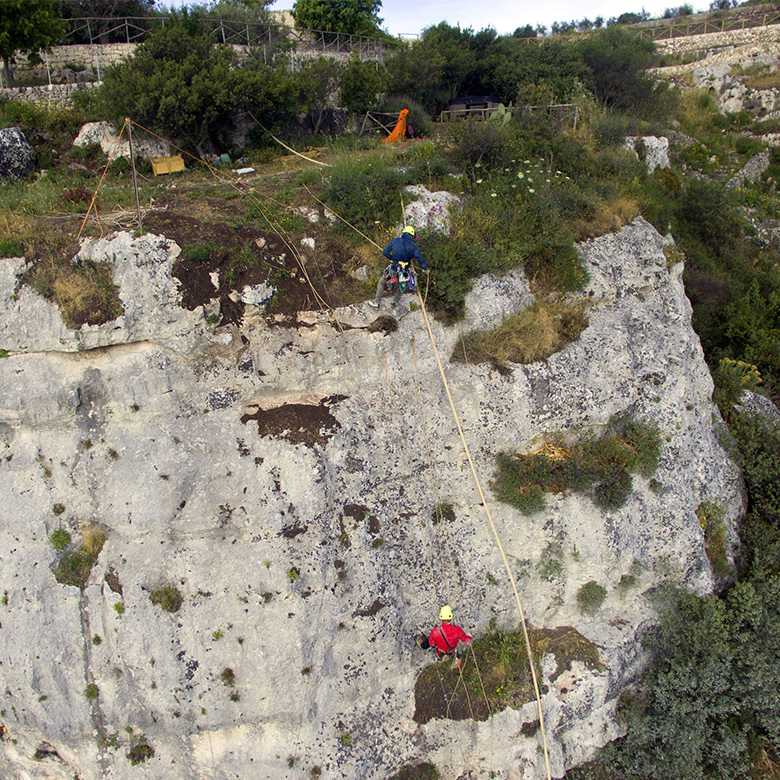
[414,288,553,780]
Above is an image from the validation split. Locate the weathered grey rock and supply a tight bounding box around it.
[73,121,170,161]
[737,389,780,421]
[0,218,744,780]
[0,232,211,354]
[625,136,670,173]
[239,281,275,307]
[693,60,732,92]
[690,57,780,114]
[404,184,462,233]
[0,126,34,179]
[725,150,770,190]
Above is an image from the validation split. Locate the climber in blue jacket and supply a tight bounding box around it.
[368,225,429,310]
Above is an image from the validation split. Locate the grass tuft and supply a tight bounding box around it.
[150,584,184,613]
[452,299,588,368]
[577,580,607,614]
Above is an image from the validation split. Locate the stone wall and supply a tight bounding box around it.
[655,22,780,60]
[13,43,135,78]
[0,83,96,109]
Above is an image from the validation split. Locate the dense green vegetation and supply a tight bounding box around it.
[570,415,780,780]
[2,8,780,777]
[492,417,661,514]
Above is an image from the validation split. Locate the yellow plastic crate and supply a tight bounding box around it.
[151,155,185,176]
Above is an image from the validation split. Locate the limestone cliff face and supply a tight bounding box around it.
[0,218,743,780]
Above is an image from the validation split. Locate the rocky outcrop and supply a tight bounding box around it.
[0,126,34,179]
[652,26,780,116]
[625,136,670,173]
[0,218,744,780]
[725,150,771,189]
[73,121,171,161]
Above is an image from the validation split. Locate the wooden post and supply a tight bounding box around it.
[126,119,142,234]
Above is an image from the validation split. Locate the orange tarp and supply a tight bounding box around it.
[382,109,409,143]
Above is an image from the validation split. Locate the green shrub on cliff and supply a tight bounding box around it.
[492,417,661,514]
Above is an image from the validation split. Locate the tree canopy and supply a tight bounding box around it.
[291,0,383,36]
[0,0,66,86]
[98,11,295,152]
[575,26,659,109]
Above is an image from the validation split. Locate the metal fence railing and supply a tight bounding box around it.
[439,103,579,128]
[60,16,384,59]
[635,10,780,40]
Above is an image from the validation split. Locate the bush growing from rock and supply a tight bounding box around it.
[127,736,154,765]
[577,581,607,614]
[491,417,661,514]
[49,529,70,550]
[696,501,730,578]
[149,584,183,613]
[55,525,106,589]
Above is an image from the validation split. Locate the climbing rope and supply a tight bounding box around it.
[77,117,129,239]
[415,287,553,780]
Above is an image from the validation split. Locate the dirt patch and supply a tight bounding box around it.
[281,525,308,539]
[343,503,369,522]
[352,599,386,617]
[414,656,495,724]
[531,625,604,682]
[413,625,603,724]
[388,763,440,780]
[104,567,123,595]
[240,395,347,446]
[367,314,397,334]
[143,190,372,326]
[431,503,455,525]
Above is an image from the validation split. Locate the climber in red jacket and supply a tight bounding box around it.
[416,605,472,669]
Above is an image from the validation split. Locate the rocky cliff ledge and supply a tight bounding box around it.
[0,217,743,780]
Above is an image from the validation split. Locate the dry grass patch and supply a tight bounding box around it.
[744,72,780,90]
[732,63,780,91]
[574,196,640,240]
[451,299,588,369]
[25,256,124,328]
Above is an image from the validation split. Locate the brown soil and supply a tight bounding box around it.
[240,395,347,447]
[413,625,603,725]
[142,189,371,327]
[388,763,440,780]
[413,656,494,724]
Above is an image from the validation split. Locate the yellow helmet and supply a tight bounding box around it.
[439,605,453,621]
[402,225,416,236]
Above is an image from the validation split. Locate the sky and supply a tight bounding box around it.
[160,0,711,37]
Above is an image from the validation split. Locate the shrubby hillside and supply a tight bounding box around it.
[0,9,779,780]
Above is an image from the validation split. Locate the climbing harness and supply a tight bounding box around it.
[385,262,416,294]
